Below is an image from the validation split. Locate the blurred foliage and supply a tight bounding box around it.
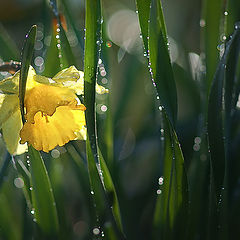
[0,0,240,240]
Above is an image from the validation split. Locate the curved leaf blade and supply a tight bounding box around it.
[19,25,37,124]
[153,112,188,240]
[135,0,151,52]
[203,0,223,93]
[148,0,177,126]
[28,146,59,237]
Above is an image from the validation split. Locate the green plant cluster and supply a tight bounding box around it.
[0,0,240,239]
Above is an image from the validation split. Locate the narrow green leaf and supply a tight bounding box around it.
[203,0,223,93]
[208,24,240,198]
[84,0,101,160]
[135,0,151,52]
[83,2,126,237]
[83,0,105,218]
[99,149,123,232]
[28,146,59,237]
[148,0,177,126]
[207,23,240,239]
[136,1,188,238]
[86,138,106,219]
[103,105,114,169]
[19,25,37,124]
[86,139,126,239]
[153,112,188,240]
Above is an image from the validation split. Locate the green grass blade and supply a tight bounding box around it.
[98,149,123,232]
[153,112,188,240]
[136,1,188,238]
[207,23,240,239]
[84,0,101,159]
[86,138,106,220]
[208,25,240,198]
[83,2,125,237]
[203,0,223,93]
[28,146,59,237]
[19,25,37,124]
[148,0,177,126]
[135,0,151,52]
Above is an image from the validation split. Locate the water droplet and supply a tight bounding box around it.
[30,187,33,191]
[101,105,107,112]
[220,34,227,42]
[193,144,200,151]
[200,19,206,27]
[91,191,94,195]
[14,178,24,188]
[224,11,228,16]
[157,189,162,195]
[101,78,108,84]
[93,227,100,235]
[51,149,60,158]
[34,40,43,50]
[136,10,139,14]
[31,209,35,215]
[34,56,44,67]
[158,176,164,185]
[235,22,240,29]
[158,106,163,111]
[194,137,201,144]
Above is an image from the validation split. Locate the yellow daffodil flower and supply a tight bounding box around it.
[0,66,108,155]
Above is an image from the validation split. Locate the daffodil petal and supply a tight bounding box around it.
[0,94,19,128]
[53,66,81,82]
[51,66,108,95]
[0,66,37,94]
[24,84,79,123]
[2,108,27,155]
[20,106,86,152]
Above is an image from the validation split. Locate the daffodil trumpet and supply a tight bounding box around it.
[0,66,108,155]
